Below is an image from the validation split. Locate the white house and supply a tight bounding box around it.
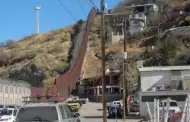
[138,66,190,117]
[127,4,158,36]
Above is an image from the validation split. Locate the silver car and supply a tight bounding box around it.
[14,102,81,122]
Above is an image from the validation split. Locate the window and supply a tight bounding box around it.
[59,106,66,119]
[63,105,72,118]
[16,107,58,121]
[13,110,17,116]
[170,102,178,107]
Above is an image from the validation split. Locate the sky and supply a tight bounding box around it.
[0,0,121,42]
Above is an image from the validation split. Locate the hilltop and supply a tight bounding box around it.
[0,20,83,87]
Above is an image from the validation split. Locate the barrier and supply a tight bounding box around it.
[31,8,97,100]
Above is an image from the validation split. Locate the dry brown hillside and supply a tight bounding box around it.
[0,22,83,88]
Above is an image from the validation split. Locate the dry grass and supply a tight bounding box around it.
[0,25,74,87]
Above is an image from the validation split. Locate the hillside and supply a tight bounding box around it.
[82,0,190,93]
[0,21,83,88]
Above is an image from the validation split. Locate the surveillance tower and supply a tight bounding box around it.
[35,6,41,34]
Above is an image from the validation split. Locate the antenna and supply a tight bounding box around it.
[105,3,107,10]
[35,5,41,34]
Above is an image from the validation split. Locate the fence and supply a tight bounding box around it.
[31,8,97,99]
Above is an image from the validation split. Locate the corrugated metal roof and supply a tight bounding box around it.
[139,66,190,72]
[0,78,30,87]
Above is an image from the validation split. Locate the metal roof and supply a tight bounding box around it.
[0,78,30,87]
[139,66,190,72]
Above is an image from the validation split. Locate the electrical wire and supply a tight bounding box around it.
[83,0,94,8]
[58,0,76,21]
[77,0,86,15]
[87,0,98,9]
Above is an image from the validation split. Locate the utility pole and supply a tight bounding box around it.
[123,19,128,121]
[100,0,107,122]
[35,6,41,34]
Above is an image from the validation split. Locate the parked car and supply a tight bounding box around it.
[159,100,181,113]
[0,105,6,110]
[159,99,182,121]
[14,102,81,122]
[107,101,123,110]
[67,103,81,112]
[6,105,20,109]
[0,108,17,122]
[107,106,123,118]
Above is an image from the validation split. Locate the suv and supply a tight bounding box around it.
[14,102,81,122]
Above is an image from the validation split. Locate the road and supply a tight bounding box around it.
[79,102,143,122]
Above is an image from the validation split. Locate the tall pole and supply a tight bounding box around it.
[123,19,128,121]
[36,6,41,34]
[100,0,107,122]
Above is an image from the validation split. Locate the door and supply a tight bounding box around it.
[62,105,75,122]
[58,105,70,122]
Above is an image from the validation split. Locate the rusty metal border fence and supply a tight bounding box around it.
[54,8,97,99]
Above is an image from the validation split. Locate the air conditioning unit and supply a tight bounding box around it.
[156,85,165,91]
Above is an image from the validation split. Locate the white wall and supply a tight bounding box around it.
[140,70,171,91]
[0,84,30,106]
[140,70,190,91]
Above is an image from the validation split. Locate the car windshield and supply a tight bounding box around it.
[6,106,15,108]
[170,102,178,107]
[160,101,178,107]
[0,105,4,108]
[0,110,13,116]
[16,106,58,122]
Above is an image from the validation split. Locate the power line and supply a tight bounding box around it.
[77,0,86,15]
[58,0,76,21]
[83,0,93,8]
[89,0,98,8]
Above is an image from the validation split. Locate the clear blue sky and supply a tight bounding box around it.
[0,0,121,42]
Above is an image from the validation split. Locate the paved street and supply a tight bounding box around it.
[79,102,143,122]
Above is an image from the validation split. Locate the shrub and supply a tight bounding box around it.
[54,61,69,73]
[6,40,19,49]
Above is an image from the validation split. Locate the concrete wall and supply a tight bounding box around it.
[140,70,190,91]
[140,70,171,91]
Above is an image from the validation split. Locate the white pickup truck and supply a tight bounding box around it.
[159,99,182,121]
[159,100,181,113]
[107,101,123,110]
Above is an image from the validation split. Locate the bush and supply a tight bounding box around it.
[6,40,19,49]
[54,61,69,73]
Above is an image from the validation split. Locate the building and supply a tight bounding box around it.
[82,70,122,102]
[0,78,31,106]
[127,4,158,36]
[138,66,190,117]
